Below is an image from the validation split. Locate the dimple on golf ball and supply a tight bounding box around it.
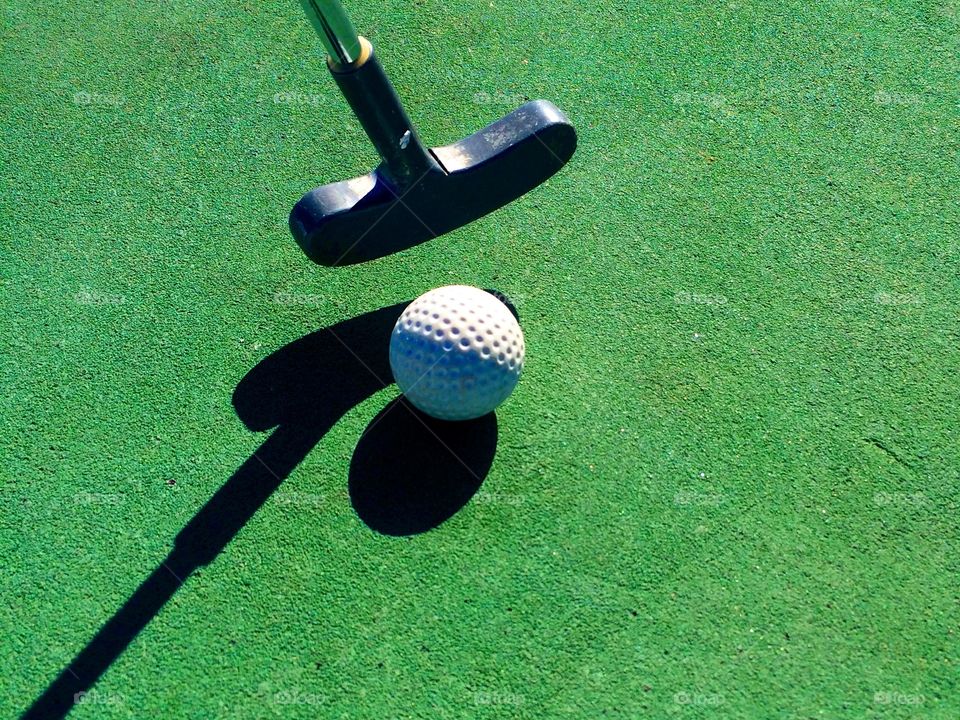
[389,285,525,421]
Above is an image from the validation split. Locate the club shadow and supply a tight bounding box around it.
[349,397,497,536]
[20,303,405,720]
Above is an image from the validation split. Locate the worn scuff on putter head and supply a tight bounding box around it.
[289,0,577,266]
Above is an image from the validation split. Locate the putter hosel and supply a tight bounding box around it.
[328,38,437,186]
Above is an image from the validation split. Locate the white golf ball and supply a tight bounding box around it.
[389,285,525,421]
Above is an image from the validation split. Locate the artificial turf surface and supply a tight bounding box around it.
[2,0,959,717]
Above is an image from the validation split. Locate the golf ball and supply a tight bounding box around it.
[389,285,525,421]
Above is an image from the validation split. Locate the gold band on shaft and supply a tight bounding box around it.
[327,36,374,73]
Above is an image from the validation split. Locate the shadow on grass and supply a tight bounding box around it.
[350,397,495,535]
[21,299,500,718]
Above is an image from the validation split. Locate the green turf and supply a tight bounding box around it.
[2,0,959,717]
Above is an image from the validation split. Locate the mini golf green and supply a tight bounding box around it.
[2,0,957,717]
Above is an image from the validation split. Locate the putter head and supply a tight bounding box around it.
[290,99,576,266]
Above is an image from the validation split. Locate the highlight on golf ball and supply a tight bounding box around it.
[389,286,525,421]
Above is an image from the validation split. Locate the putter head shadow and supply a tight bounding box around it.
[290,99,576,266]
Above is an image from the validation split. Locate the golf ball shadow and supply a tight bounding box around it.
[348,397,497,536]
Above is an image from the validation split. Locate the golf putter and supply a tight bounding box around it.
[289,0,577,266]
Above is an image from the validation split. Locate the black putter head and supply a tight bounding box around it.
[289,1,577,266]
[290,99,576,266]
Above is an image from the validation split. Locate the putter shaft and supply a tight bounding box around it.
[301,0,362,65]
[301,0,436,186]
